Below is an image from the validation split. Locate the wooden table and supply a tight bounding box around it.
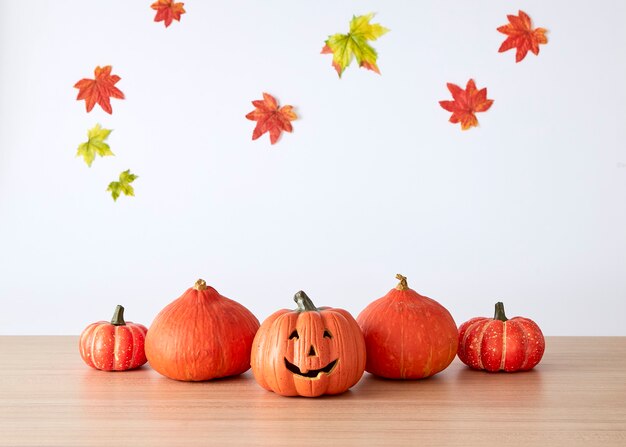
[0,337,625,446]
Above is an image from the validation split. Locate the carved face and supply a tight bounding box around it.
[251,293,366,397]
[283,322,338,380]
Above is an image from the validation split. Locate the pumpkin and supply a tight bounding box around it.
[79,305,148,371]
[251,290,366,397]
[457,302,545,372]
[357,274,458,379]
[145,279,260,381]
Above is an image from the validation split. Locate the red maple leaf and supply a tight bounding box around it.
[497,10,547,62]
[74,65,125,114]
[439,79,494,130]
[151,0,185,28]
[245,93,297,145]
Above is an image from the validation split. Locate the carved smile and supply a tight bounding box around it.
[284,358,338,378]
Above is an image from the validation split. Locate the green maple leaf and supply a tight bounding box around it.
[76,124,114,167]
[322,13,389,77]
[107,169,138,201]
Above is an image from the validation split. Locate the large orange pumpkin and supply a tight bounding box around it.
[145,279,260,381]
[357,274,458,379]
[251,290,366,397]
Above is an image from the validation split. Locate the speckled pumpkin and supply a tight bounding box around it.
[79,305,148,371]
[251,291,366,397]
[457,302,545,372]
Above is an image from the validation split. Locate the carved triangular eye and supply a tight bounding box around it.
[289,330,299,339]
[323,330,332,338]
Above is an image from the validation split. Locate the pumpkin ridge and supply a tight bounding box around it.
[128,324,139,367]
[325,310,356,393]
[327,312,347,392]
[463,319,487,366]
[475,321,491,370]
[445,328,456,369]
[90,324,106,370]
[197,296,209,375]
[113,325,122,370]
[272,313,292,395]
[461,318,486,349]
[421,328,434,377]
[499,321,507,371]
[519,319,533,369]
[333,308,366,391]
[516,318,540,370]
[268,319,282,395]
[211,293,228,378]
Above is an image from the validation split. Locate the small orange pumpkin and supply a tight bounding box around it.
[357,274,458,379]
[251,291,366,397]
[145,279,260,381]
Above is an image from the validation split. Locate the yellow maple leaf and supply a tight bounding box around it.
[321,13,389,77]
[76,124,114,167]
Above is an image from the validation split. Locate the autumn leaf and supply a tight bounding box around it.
[321,13,389,77]
[76,124,114,167]
[245,93,297,145]
[74,66,125,114]
[107,170,138,201]
[151,0,185,27]
[497,10,548,62]
[439,79,494,130]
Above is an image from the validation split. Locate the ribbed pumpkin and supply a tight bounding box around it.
[251,291,366,397]
[79,305,148,371]
[357,274,458,379]
[145,279,260,381]
[458,302,545,372]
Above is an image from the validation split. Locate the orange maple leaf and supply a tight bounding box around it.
[74,65,125,114]
[497,10,547,62]
[439,79,493,130]
[151,0,185,28]
[245,93,297,145]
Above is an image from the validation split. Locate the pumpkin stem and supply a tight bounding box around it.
[494,302,508,322]
[294,291,319,312]
[194,279,208,291]
[110,305,126,326]
[395,274,409,291]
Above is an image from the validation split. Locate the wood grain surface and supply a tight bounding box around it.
[0,336,625,446]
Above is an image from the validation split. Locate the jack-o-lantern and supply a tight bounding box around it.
[251,291,366,397]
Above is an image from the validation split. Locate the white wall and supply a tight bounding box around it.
[1,0,625,335]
